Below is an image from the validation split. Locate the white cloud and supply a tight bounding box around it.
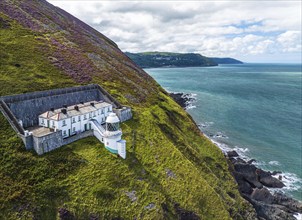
[48,0,301,63]
[277,31,301,52]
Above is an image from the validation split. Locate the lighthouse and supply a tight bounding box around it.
[103,113,126,159]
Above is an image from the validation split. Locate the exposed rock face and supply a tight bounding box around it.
[227,150,239,158]
[174,203,200,220]
[226,150,302,220]
[169,93,196,109]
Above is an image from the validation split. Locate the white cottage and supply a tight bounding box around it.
[38,101,112,138]
[38,100,126,159]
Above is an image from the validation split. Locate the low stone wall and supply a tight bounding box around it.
[114,107,132,122]
[31,130,95,155]
[33,130,63,155]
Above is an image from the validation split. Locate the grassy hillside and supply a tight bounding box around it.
[0,1,256,219]
[125,52,217,68]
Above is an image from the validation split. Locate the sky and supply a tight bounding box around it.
[48,1,302,63]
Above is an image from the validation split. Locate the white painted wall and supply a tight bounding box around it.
[38,105,113,138]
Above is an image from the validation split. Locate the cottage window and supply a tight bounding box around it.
[101,109,104,114]
[73,127,75,133]
[41,119,44,125]
[72,117,76,123]
[84,115,87,120]
[78,116,81,122]
[52,121,55,127]
[89,113,92,118]
[62,120,66,126]
[93,112,96,117]
[63,130,67,136]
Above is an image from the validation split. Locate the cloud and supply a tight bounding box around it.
[48,0,301,63]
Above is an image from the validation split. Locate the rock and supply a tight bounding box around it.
[233,172,253,194]
[257,169,285,188]
[250,188,274,204]
[174,203,200,220]
[233,157,247,164]
[259,176,285,188]
[234,163,263,189]
[271,171,282,175]
[227,150,239,158]
[165,168,176,179]
[247,159,256,164]
[226,152,301,220]
[125,191,137,202]
[144,203,156,210]
[251,199,297,220]
[169,93,196,109]
[273,192,302,213]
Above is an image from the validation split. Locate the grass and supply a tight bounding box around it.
[0,10,255,219]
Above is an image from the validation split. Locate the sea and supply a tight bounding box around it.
[145,63,302,201]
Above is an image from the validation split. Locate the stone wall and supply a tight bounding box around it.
[2,85,108,128]
[114,107,132,122]
[33,130,63,155]
[32,130,94,155]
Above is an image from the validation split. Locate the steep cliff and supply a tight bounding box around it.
[0,0,255,219]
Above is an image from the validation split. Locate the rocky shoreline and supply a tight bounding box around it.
[170,93,302,219]
[169,92,196,109]
[226,150,302,220]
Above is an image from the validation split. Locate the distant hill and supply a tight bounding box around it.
[210,57,243,64]
[125,52,218,68]
[125,52,243,68]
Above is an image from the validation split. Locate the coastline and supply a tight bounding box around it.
[170,92,302,220]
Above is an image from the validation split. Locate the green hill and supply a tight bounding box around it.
[125,52,218,68]
[0,0,255,219]
[209,57,243,64]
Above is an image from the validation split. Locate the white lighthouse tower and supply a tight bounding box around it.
[103,113,126,159]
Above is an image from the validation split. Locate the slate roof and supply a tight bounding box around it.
[39,100,112,121]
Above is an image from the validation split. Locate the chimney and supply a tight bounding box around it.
[80,102,84,104]
[75,105,79,111]
[61,108,67,114]
[90,102,95,107]
[63,104,67,108]
[50,108,54,112]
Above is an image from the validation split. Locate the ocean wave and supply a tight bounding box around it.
[209,131,229,139]
[204,135,231,153]
[198,121,214,128]
[294,213,302,220]
[272,172,302,193]
[268,160,281,166]
[201,124,302,200]
[186,105,196,109]
[183,93,197,110]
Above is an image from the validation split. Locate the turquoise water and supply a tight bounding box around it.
[145,64,302,200]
